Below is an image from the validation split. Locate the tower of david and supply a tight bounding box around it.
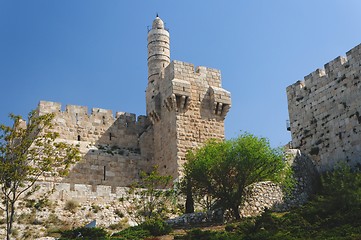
[37,16,231,189]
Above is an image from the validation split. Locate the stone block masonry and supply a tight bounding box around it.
[37,101,149,149]
[287,43,361,171]
[146,16,231,180]
[34,16,231,188]
[37,101,152,187]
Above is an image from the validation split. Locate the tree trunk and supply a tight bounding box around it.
[5,196,11,240]
[232,205,240,220]
[9,200,15,240]
[185,180,194,213]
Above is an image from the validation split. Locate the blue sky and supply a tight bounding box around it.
[1,1,361,147]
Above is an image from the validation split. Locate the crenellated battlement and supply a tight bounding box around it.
[37,101,151,150]
[287,43,361,171]
[288,44,361,97]
[38,101,144,125]
[164,60,222,87]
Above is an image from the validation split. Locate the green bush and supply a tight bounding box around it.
[60,227,108,239]
[112,219,171,239]
[141,219,172,236]
[64,200,79,213]
[112,226,151,240]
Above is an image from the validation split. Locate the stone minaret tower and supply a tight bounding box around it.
[146,16,231,179]
[146,15,170,120]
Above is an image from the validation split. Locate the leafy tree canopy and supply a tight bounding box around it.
[183,133,293,220]
[0,110,80,240]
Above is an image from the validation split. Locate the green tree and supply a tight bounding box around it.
[120,166,175,224]
[184,133,293,220]
[0,111,80,240]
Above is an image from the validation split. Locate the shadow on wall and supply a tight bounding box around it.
[59,111,154,191]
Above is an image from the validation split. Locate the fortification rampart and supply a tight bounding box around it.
[37,101,150,149]
[36,101,152,187]
[34,181,132,202]
[287,43,361,171]
[164,60,222,88]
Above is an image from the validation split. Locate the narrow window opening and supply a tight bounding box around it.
[109,132,112,141]
[103,166,106,180]
[75,113,79,123]
[199,94,201,101]
[126,122,128,128]
[164,165,167,169]
[102,116,106,125]
[183,86,185,91]
[77,135,81,141]
[199,130,201,140]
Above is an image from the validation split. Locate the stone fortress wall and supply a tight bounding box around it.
[29,16,349,221]
[37,101,153,188]
[287,43,361,171]
[37,100,149,148]
[35,16,231,189]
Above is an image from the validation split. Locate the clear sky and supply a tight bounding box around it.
[1,1,361,147]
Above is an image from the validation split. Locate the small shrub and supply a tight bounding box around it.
[60,227,108,239]
[92,204,102,213]
[17,211,36,224]
[34,197,51,210]
[114,208,124,218]
[225,223,236,232]
[112,226,151,240]
[11,228,19,238]
[108,218,129,230]
[64,200,79,213]
[141,219,172,236]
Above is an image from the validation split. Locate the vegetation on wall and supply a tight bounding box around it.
[119,166,177,224]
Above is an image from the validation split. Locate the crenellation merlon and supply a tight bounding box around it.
[165,60,222,87]
[324,56,348,74]
[288,44,361,93]
[37,101,147,127]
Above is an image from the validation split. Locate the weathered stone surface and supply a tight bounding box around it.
[33,16,231,190]
[287,43,361,171]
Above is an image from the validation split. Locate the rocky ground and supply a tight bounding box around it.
[0,197,131,239]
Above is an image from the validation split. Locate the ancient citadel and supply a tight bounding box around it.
[29,16,361,217]
[37,16,231,191]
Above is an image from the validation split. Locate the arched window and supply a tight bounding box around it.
[77,135,81,141]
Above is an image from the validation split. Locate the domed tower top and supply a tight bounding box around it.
[152,15,165,29]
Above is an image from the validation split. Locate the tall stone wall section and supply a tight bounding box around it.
[287,43,361,171]
[37,101,150,149]
[37,101,152,187]
[145,16,231,180]
[150,60,231,179]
